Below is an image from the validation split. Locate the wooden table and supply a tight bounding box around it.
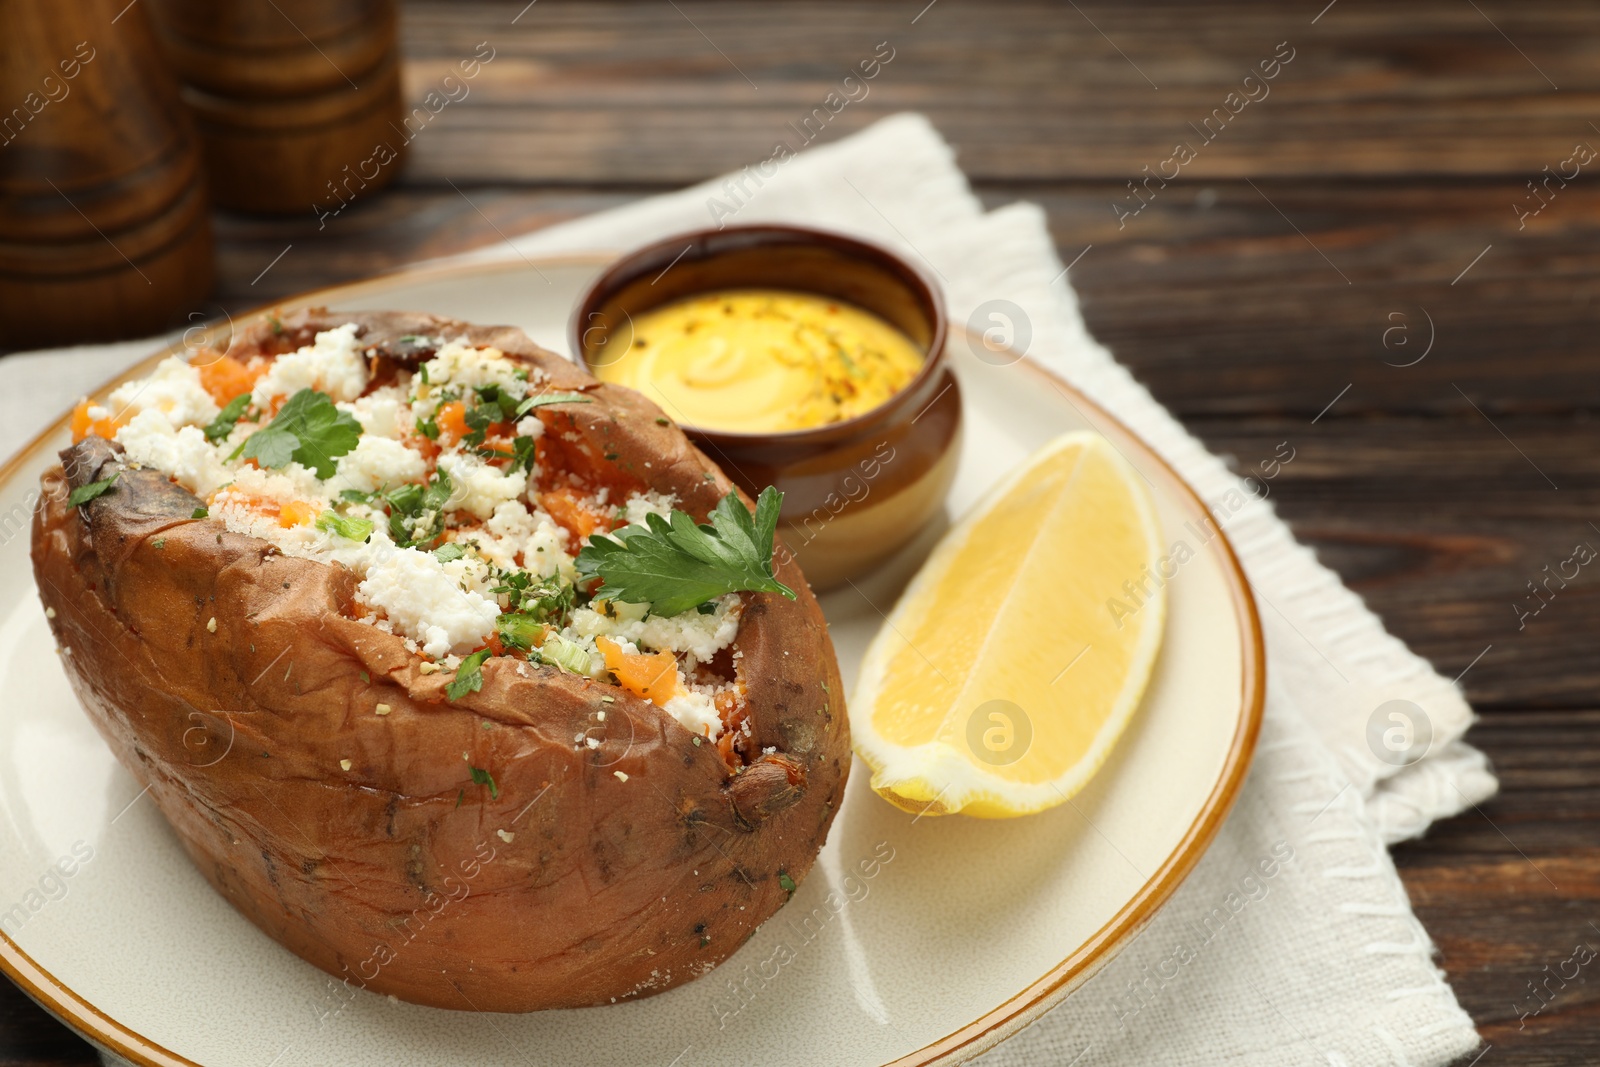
[4,2,1595,1063]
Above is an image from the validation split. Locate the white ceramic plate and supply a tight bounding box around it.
[0,257,1262,1067]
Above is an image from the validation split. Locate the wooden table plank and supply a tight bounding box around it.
[389,0,1600,183]
[1394,710,1600,1063]
[1190,416,1598,710]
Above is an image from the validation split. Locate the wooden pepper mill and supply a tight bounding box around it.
[0,0,214,350]
[147,0,406,215]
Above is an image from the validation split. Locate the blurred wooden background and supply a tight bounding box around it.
[5,1,1599,1063]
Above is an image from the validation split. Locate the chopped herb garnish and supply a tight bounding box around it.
[491,571,574,626]
[315,511,374,542]
[433,543,465,564]
[203,394,251,442]
[510,435,537,473]
[513,392,591,418]
[230,388,361,478]
[416,415,440,440]
[655,417,670,426]
[68,474,118,507]
[540,632,592,676]
[447,647,491,700]
[191,506,209,519]
[151,538,165,549]
[339,488,374,504]
[696,602,717,615]
[462,403,495,446]
[385,469,454,547]
[497,612,545,651]
[475,383,526,424]
[575,487,795,617]
[467,764,500,799]
[778,870,797,896]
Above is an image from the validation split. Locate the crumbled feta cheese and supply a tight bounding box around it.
[114,410,232,497]
[664,690,723,741]
[451,501,574,579]
[357,546,499,658]
[206,617,217,633]
[613,770,629,782]
[339,385,409,439]
[328,436,427,495]
[421,341,526,397]
[436,448,528,521]
[496,829,514,843]
[514,414,545,439]
[569,594,741,665]
[251,324,369,407]
[340,759,353,771]
[106,357,219,430]
[210,461,329,517]
[622,490,678,526]
[374,703,392,716]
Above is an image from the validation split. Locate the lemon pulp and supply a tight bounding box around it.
[851,432,1168,818]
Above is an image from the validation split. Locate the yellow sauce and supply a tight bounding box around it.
[596,289,924,433]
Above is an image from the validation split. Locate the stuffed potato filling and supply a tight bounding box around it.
[72,322,795,748]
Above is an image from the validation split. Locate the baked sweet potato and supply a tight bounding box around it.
[31,309,848,1012]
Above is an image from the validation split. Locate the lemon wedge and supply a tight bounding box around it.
[851,431,1167,818]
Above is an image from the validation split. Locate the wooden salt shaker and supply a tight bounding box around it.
[0,0,214,350]
[147,0,406,215]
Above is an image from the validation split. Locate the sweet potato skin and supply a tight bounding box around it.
[30,310,849,1012]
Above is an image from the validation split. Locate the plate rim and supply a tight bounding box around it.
[0,254,1265,1067]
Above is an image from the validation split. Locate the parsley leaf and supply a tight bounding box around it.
[315,511,374,542]
[513,392,591,418]
[191,506,209,519]
[778,870,797,897]
[467,764,499,799]
[230,389,361,478]
[447,648,491,700]
[68,474,118,507]
[203,394,251,442]
[575,487,795,617]
[433,543,465,564]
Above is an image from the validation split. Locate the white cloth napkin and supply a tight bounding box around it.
[16,113,1494,1067]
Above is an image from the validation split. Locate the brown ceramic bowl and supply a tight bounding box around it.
[570,224,962,590]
